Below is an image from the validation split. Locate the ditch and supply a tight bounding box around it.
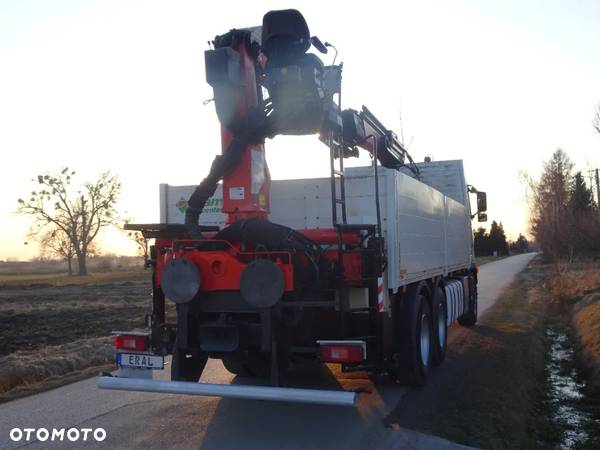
[540,314,600,449]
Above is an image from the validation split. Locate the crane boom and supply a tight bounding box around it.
[184,9,418,227]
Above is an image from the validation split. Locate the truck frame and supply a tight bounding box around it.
[99,9,487,406]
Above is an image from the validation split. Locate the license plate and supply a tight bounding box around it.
[117,352,164,370]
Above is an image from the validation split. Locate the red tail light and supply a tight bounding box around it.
[318,341,366,363]
[114,335,148,351]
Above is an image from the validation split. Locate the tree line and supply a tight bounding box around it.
[526,148,599,261]
[473,221,529,257]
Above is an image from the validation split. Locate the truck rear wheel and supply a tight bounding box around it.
[222,351,291,379]
[222,354,252,376]
[391,283,432,386]
[458,275,478,326]
[431,286,447,366]
[246,351,291,378]
[246,352,271,378]
[171,340,207,382]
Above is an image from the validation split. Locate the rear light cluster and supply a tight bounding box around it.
[114,334,148,351]
[318,340,366,363]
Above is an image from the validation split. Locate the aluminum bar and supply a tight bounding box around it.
[98,376,357,407]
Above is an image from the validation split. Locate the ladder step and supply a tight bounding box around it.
[335,198,345,204]
[333,169,344,177]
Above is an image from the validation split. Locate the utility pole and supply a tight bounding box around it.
[587,169,600,210]
[596,169,600,213]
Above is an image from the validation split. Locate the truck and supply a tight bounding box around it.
[99,8,487,407]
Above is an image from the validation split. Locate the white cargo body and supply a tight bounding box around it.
[159,160,474,293]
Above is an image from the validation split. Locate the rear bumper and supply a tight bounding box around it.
[97,375,357,407]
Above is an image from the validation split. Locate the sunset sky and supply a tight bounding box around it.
[1,0,599,260]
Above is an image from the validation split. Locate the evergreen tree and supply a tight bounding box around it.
[567,171,599,255]
[510,234,529,253]
[473,227,490,257]
[489,221,509,256]
[569,171,595,214]
[529,149,573,259]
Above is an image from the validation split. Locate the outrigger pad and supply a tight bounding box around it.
[160,258,201,304]
[240,259,284,308]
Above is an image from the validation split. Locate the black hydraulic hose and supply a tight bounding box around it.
[404,151,420,178]
[373,141,382,238]
[184,137,247,227]
[184,103,270,232]
[365,134,382,238]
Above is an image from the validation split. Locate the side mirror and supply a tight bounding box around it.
[477,191,487,213]
[478,212,488,223]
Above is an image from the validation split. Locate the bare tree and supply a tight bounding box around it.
[17,168,121,275]
[127,230,150,262]
[33,227,100,275]
[594,103,600,136]
[36,228,76,275]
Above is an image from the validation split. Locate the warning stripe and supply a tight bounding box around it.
[377,277,384,312]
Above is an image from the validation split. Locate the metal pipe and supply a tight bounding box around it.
[98,376,357,407]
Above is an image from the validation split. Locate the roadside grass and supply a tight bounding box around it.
[386,258,554,449]
[574,295,600,394]
[0,337,114,403]
[545,261,600,303]
[0,364,115,404]
[0,270,147,287]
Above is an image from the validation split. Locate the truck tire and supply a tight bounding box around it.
[246,352,271,378]
[458,275,478,326]
[245,351,291,378]
[222,354,252,376]
[171,340,207,382]
[431,286,447,366]
[391,283,433,386]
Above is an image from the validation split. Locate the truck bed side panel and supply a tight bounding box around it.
[158,161,473,292]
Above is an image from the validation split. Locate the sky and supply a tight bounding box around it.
[0,0,599,260]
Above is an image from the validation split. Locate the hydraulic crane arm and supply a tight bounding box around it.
[186,9,419,228]
[340,106,418,174]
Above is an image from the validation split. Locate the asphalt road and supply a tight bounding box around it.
[477,253,538,315]
[0,253,537,450]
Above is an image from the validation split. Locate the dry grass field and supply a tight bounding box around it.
[0,270,147,287]
[0,258,173,402]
